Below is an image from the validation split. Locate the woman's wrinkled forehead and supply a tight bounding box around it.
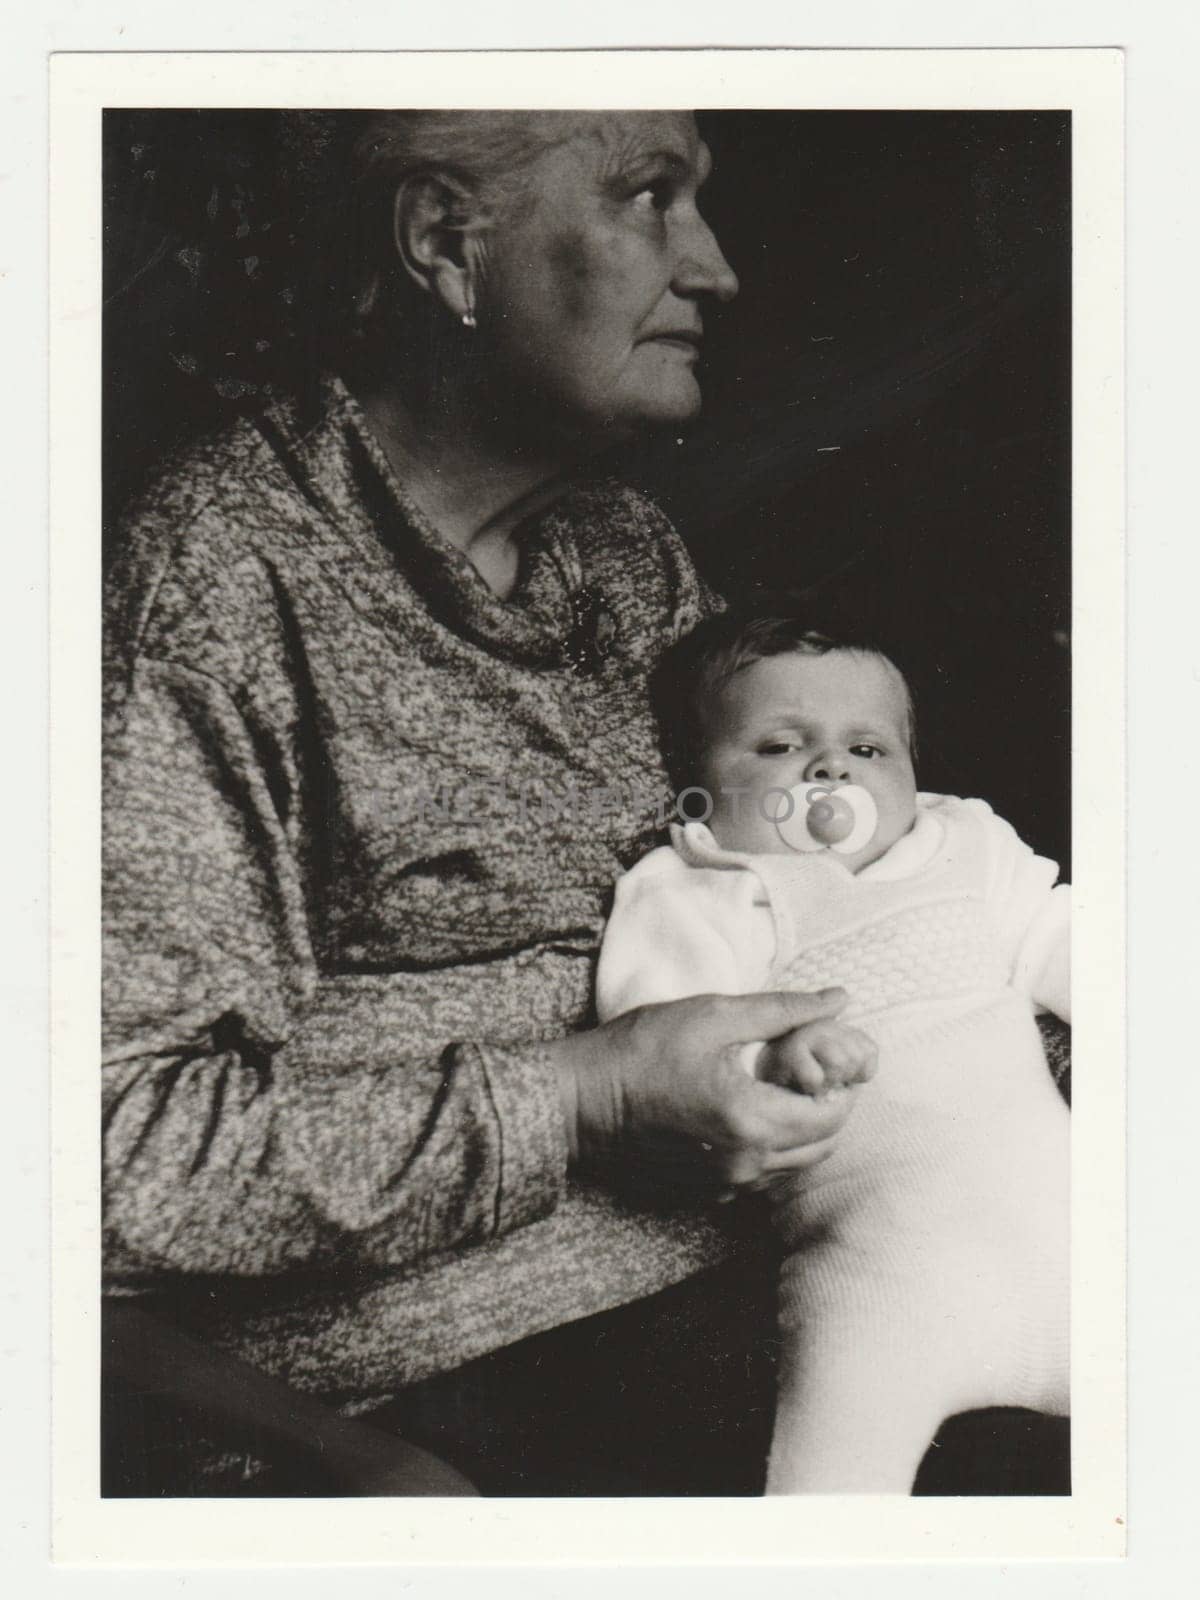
[533,111,708,182]
[580,111,703,159]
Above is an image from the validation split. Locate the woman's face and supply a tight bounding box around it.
[479,113,738,440]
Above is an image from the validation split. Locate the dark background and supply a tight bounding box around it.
[103,109,1070,870]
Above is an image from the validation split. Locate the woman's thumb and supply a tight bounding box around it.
[717,988,847,1043]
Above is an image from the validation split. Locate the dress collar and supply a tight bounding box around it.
[671,798,946,881]
[256,373,611,670]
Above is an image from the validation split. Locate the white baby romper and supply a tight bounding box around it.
[597,794,1070,1493]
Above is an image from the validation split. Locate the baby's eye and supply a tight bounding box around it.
[758,741,800,757]
[850,744,882,759]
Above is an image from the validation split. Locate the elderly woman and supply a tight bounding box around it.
[102,110,863,1494]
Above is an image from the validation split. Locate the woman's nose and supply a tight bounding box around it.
[674,214,739,303]
[803,752,851,784]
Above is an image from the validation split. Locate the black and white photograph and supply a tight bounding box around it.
[45,47,1125,1568]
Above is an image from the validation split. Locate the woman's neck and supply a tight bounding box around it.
[350,376,583,599]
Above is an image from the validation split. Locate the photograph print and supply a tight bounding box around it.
[98,102,1074,1502]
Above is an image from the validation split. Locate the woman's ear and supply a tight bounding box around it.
[392,173,483,324]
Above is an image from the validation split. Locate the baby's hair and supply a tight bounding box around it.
[653,610,917,794]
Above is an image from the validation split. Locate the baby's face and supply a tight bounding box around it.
[697,649,918,870]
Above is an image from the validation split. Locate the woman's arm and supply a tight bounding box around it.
[103,656,570,1280]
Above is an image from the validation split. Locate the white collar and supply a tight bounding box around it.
[672,795,946,882]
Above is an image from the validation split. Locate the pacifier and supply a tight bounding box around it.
[769,782,878,855]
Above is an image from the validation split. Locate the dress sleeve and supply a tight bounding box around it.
[595,850,774,1075]
[968,800,1072,1023]
[103,657,569,1282]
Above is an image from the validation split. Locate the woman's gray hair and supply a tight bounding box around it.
[351,110,583,220]
[344,111,584,336]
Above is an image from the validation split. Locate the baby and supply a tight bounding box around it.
[596,614,1070,1494]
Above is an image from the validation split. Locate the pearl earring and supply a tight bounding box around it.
[461,310,477,329]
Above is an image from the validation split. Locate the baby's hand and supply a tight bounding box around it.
[755,1018,878,1098]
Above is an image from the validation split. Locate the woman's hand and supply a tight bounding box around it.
[551,989,863,1202]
